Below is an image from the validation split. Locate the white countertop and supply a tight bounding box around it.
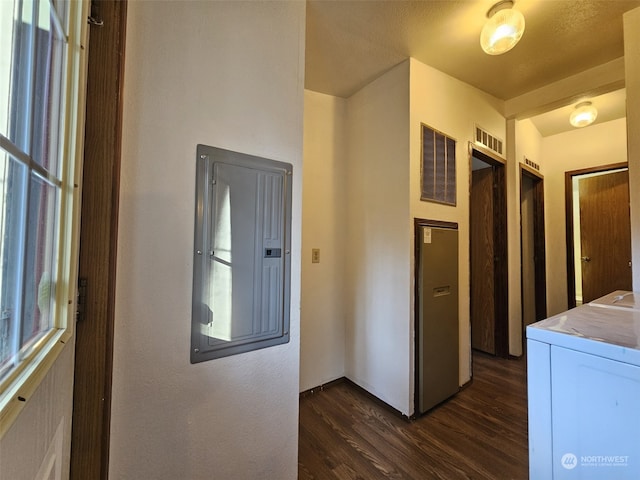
[527,291,640,366]
[589,290,640,311]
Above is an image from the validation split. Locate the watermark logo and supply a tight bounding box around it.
[561,453,630,469]
[561,453,578,470]
[581,455,629,468]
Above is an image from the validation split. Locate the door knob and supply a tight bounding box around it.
[581,256,591,262]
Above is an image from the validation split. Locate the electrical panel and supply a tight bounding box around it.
[191,145,292,363]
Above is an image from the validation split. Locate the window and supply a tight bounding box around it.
[0,0,87,433]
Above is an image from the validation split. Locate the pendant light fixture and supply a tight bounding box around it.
[480,0,526,55]
[569,102,598,128]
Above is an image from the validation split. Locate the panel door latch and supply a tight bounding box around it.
[76,278,88,322]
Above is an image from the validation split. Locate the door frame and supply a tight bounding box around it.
[565,162,628,309]
[70,2,127,479]
[519,164,547,332]
[469,145,508,357]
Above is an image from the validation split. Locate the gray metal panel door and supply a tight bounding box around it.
[207,162,284,345]
[418,226,459,414]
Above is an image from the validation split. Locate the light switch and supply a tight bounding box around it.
[311,248,320,263]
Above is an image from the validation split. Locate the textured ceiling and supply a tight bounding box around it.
[305,1,640,136]
[528,88,627,137]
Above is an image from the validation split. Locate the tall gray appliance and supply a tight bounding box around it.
[416,223,459,414]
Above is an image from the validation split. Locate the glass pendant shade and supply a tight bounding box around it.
[480,3,525,55]
[570,102,598,128]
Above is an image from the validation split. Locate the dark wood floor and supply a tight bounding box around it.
[299,352,528,480]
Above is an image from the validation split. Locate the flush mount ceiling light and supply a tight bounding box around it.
[570,101,598,128]
[480,0,526,55]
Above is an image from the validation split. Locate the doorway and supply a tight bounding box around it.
[469,147,508,357]
[520,166,547,331]
[565,163,632,307]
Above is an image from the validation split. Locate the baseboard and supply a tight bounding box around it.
[299,377,346,398]
[343,378,411,422]
[301,376,412,423]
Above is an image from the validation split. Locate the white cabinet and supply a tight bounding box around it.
[527,292,640,479]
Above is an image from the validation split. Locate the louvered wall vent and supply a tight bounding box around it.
[474,125,503,157]
[421,124,456,206]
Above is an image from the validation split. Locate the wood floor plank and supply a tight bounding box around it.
[299,353,528,480]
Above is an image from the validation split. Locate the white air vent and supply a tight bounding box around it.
[474,125,503,156]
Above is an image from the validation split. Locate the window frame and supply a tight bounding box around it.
[0,0,89,438]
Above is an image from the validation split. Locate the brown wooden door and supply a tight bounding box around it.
[578,170,632,303]
[470,167,495,354]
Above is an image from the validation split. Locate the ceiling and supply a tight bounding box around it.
[305,0,640,136]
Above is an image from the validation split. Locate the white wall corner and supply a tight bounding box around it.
[506,118,523,356]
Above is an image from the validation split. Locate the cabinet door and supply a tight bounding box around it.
[527,339,552,480]
[551,346,640,479]
[417,226,459,414]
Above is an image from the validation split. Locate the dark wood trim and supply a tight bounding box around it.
[414,222,420,415]
[300,373,449,424]
[70,2,127,479]
[532,176,547,320]
[519,165,547,346]
[565,172,575,308]
[102,0,127,472]
[470,148,508,358]
[492,162,508,357]
[343,378,411,422]
[565,162,628,308]
[564,162,628,178]
[414,218,458,230]
[520,161,543,179]
[468,141,506,165]
[299,378,346,398]
[300,376,411,421]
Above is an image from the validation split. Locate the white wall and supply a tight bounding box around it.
[541,118,628,315]
[300,90,347,391]
[409,58,505,385]
[345,60,412,415]
[306,57,507,415]
[624,8,640,291]
[111,2,305,479]
[515,120,543,167]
